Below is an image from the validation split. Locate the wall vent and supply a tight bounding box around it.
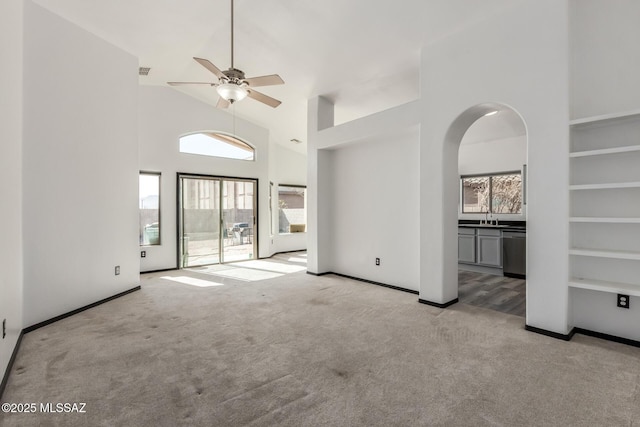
[139,67,151,76]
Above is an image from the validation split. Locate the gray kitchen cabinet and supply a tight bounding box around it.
[477,228,502,267]
[458,228,476,264]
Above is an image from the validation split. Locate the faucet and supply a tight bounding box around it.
[482,211,489,225]
[489,212,499,226]
[483,211,498,226]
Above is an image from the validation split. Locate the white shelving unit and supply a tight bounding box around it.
[569,217,640,224]
[569,144,640,158]
[570,182,640,191]
[569,248,640,261]
[568,277,640,297]
[569,109,640,295]
[569,108,640,126]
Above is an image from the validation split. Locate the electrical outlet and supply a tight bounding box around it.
[2,319,6,339]
[617,294,630,309]
[141,251,146,258]
[115,265,121,276]
[375,258,380,266]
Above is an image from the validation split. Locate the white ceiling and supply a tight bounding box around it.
[33,0,516,154]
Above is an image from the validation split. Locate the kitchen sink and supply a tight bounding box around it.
[459,223,526,230]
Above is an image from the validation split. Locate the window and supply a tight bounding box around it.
[140,172,160,245]
[278,185,306,233]
[269,182,274,236]
[461,172,522,214]
[179,132,254,161]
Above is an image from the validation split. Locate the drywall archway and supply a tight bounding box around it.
[419,102,528,309]
[447,103,528,310]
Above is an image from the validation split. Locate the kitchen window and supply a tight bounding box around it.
[461,172,522,214]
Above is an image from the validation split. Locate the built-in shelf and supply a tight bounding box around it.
[569,248,640,261]
[569,217,640,224]
[569,144,640,158]
[569,182,640,191]
[569,107,640,311]
[570,109,640,126]
[569,277,640,297]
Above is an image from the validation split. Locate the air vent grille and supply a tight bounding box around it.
[139,67,151,76]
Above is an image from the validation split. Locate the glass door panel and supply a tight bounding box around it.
[222,179,256,263]
[179,176,221,267]
[178,174,257,268]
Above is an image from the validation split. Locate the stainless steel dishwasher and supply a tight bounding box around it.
[502,230,526,279]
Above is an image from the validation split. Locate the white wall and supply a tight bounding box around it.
[459,135,527,221]
[22,1,140,327]
[272,144,307,186]
[570,0,640,118]
[569,0,640,340]
[329,127,420,291]
[269,144,307,254]
[459,136,526,177]
[307,97,420,276]
[138,86,272,271]
[571,289,640,341]
[0,0,24,382]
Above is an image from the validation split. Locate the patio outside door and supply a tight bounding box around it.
[178,175,257,268]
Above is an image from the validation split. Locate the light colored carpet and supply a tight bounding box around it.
[2,252,640,426]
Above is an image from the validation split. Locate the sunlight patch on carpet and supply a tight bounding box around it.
[231,259,306,274]
[199,267,283,281]
[160,276,224,287]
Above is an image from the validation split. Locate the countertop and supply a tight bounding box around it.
[458,221,526,232]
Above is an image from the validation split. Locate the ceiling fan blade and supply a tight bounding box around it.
[193,57,225,80]
[246,89,281,108]
[167,82,217,86]
[216,97,230,109]
[243,74,284,87]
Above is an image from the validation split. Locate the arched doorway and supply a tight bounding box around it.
[442,103,528,316]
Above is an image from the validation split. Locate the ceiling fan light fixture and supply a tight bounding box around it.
[216,83,248,103]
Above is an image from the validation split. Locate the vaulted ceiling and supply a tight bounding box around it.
[33,0,517,153]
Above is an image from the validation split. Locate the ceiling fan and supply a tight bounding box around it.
[167,0,284,108]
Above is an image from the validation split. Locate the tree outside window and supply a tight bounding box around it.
[461,172,522,214]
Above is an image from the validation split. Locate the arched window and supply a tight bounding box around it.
[179,132,254,161]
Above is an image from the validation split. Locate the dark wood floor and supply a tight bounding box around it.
[458,270,526,317]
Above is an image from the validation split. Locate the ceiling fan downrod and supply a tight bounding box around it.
[230,0,234,69]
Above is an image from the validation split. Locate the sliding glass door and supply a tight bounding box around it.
[178,174,257,268]
[221,179,256,263]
